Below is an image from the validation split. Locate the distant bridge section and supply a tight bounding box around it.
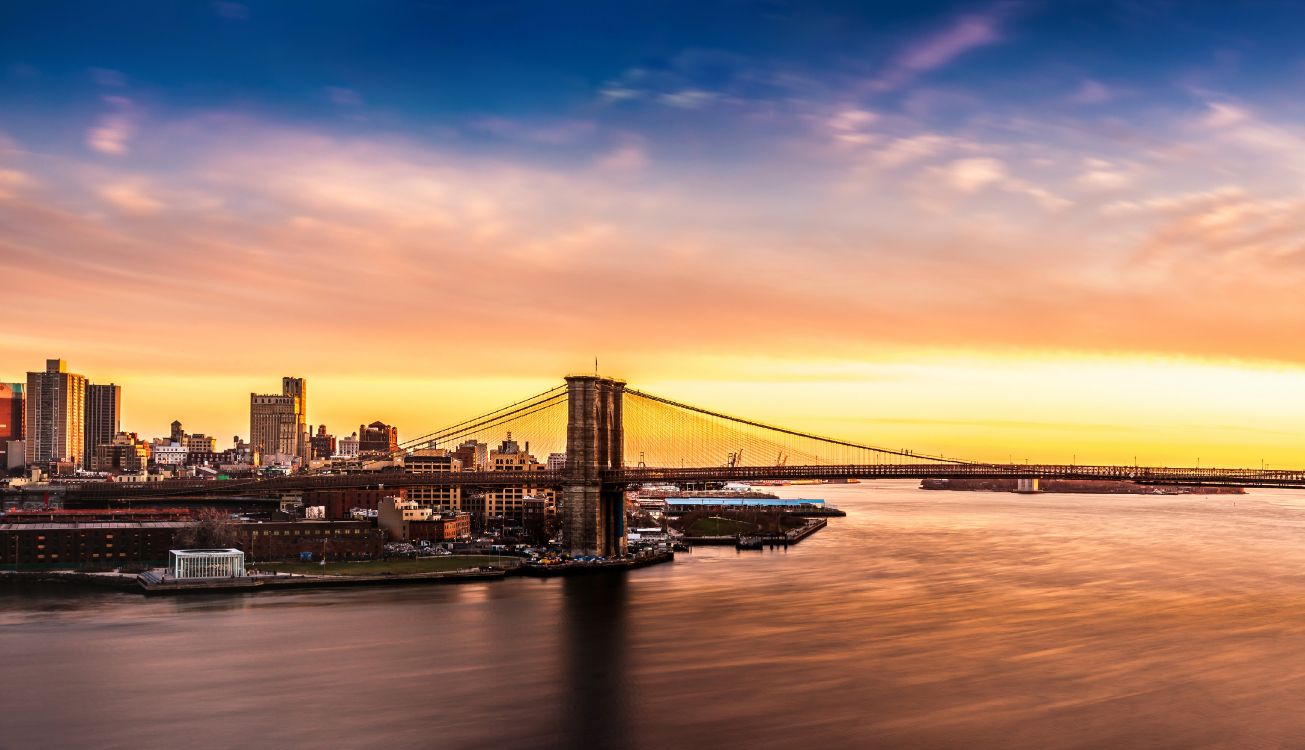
[614,464,1305,489]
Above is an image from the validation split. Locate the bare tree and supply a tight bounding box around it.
[172,508,240,549]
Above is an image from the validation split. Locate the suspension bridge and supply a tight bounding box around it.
[58,375,1305,555]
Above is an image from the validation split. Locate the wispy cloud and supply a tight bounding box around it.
[933,156,1071,210]
[0,168,33,199]
[594,143,649,172]
[98,179,165,215]
[86,96,135,156]
[868,3,1020,93]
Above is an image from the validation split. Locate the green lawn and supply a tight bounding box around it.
[685,517,759,536]
[256,555,520,577]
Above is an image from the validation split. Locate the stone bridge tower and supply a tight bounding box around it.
[563,375,626,557]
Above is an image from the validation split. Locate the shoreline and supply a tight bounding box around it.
[1,552,679,596]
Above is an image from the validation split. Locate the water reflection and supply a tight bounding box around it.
[560,574,629,749]
[7,483,1305,748]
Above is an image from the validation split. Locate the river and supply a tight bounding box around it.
[6,481,1305,749]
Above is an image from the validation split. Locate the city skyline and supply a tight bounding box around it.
[4,2,1305,466]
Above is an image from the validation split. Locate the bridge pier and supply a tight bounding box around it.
[563,375,627,557]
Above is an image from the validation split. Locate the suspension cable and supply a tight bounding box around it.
[624,388,970,464]
[395,384,567,450]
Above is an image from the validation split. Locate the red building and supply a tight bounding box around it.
[236,521,384,562]
[406,512,472,544]
[0,382,23,470]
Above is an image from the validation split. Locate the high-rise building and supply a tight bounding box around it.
[84,383,121,469]
[250,394,298,463]
[358,421,398,455]
[0,383,23,469]
[281,377,309,464]
[250,376,308,466]
[25,359,87,470]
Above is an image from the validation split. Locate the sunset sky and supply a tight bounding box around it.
[3,1,1305,467]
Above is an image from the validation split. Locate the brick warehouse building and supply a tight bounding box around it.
[1,520,384,568]
[302,487,406,520]
[238,521,384,562]
[0,521,187,568]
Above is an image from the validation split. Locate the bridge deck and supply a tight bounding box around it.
[39,463,1305,500]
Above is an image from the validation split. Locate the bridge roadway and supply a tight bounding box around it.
[612,463,1305,489]
[47,462,1305,500]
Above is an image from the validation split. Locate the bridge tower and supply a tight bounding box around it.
[563,375,626,557]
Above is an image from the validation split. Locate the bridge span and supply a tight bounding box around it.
[37,375,1305,554]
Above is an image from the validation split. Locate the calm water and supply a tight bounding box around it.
[7,481,1305,749]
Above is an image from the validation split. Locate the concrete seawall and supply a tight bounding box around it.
[138,568,506,595]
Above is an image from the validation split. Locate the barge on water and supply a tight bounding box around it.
[687,518,829,549]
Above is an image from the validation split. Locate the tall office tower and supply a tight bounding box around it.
[25,359,88,469]
[249,394,298,464]
[250,376,309,466]
[281,377,309,464]
[84,383,122,469]
[0,383,23,469]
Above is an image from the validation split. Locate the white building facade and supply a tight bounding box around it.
[168,549,246,579]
